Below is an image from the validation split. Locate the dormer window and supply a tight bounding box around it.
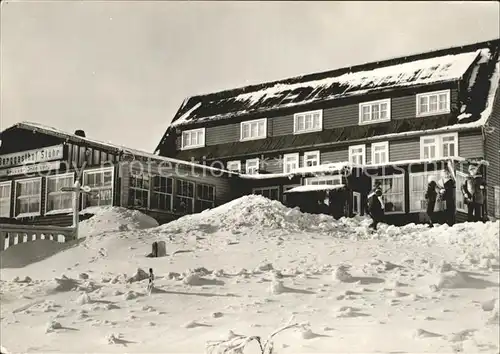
[293,110,322,134]
[416,90,450,117]
[240,119,267,141]
[181,128,205,150]
[359,99,391,125]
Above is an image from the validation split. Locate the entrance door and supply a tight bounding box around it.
[352,191,361,215]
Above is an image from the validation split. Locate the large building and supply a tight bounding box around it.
[1,39,499,230]
[155,38,500,224]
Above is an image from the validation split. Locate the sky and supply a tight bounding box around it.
[1,1,499,152]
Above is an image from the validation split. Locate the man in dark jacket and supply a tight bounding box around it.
[425,175,438,227]
[367,186,384,230]
[462,165,487,222]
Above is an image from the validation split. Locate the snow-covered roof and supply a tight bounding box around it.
[1,122,237,175]
[285,184,346,193]
[170,49,483,127]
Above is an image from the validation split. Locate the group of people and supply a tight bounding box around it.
[365,164,487,230]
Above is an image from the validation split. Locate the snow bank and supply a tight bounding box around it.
[153,195,499,264]
[79,207,159,237]
[0,239,80,269]
[154,195,344,235]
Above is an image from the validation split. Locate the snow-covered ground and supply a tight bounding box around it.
[1,195,499,353]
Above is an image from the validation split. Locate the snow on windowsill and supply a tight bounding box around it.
[45,209,73,216]
[14,212,41,219]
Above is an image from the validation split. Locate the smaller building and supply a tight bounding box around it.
[0,122,239,226]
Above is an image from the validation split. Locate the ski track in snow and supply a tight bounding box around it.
[0,196,499,353]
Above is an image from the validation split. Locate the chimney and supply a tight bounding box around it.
[74,130,86,138]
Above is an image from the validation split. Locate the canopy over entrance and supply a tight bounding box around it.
[284,184,346,193]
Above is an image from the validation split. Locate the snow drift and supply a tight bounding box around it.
[79,206,159,237]
[152,195,499,263]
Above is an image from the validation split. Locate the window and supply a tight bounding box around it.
[495,186,500,218]
[349,144,366,165]
[46,173,75,214]
[129,173,150,208]
[409,171,446,212]
[455,172,467,212]
[305,175,342,186]
[240,119,267,141]
[420,133,458,159]
[227,161,241,172]
[294,110,323,134]
[304,151,320,167]
[15,178,41,217]
[0,181,11,218]
[245,158,260,174]
[416,90,450,117]
[175,179,194,213]
[252,186,279,201]
[283,153,299,173]
[421,136,438,159]
[196,183,215,212]
[359,99,391,125]
[151,176,173,211]
[441,133,457,158]
[372,175,405,213]
[83,167,113,208]
[181,128,205,150]
[371,142,389,165]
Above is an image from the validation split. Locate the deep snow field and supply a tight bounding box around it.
[0,195,499,353]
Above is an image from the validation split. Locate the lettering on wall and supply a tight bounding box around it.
[0,160,62,177]
[0,145,64,168]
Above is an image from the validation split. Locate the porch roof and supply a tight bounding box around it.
[284,184,346,193]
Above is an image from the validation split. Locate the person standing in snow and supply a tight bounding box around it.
[461,164,487,222]
[147,268,155,294]
[424,175,438,227]
[366,185,385,230]
[437,168,456,226]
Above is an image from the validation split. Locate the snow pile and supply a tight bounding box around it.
[153,195,498,260]
[154,195,346,236]
[79,207,159,237]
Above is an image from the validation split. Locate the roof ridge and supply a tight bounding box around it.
[184,38,500,102]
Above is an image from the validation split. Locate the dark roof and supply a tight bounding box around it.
[156,38,500,157]
[169,38,499,128]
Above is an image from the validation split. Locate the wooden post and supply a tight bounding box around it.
[61,181,92,239]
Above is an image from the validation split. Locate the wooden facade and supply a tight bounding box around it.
[0,124,237,227]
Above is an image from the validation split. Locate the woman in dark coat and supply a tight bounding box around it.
[366,186,384,230]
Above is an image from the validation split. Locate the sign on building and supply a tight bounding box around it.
[0,161,61,177]
[0,145,64,169]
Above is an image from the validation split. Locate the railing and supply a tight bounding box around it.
[0,224,76,252]
[0,181,90,252]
